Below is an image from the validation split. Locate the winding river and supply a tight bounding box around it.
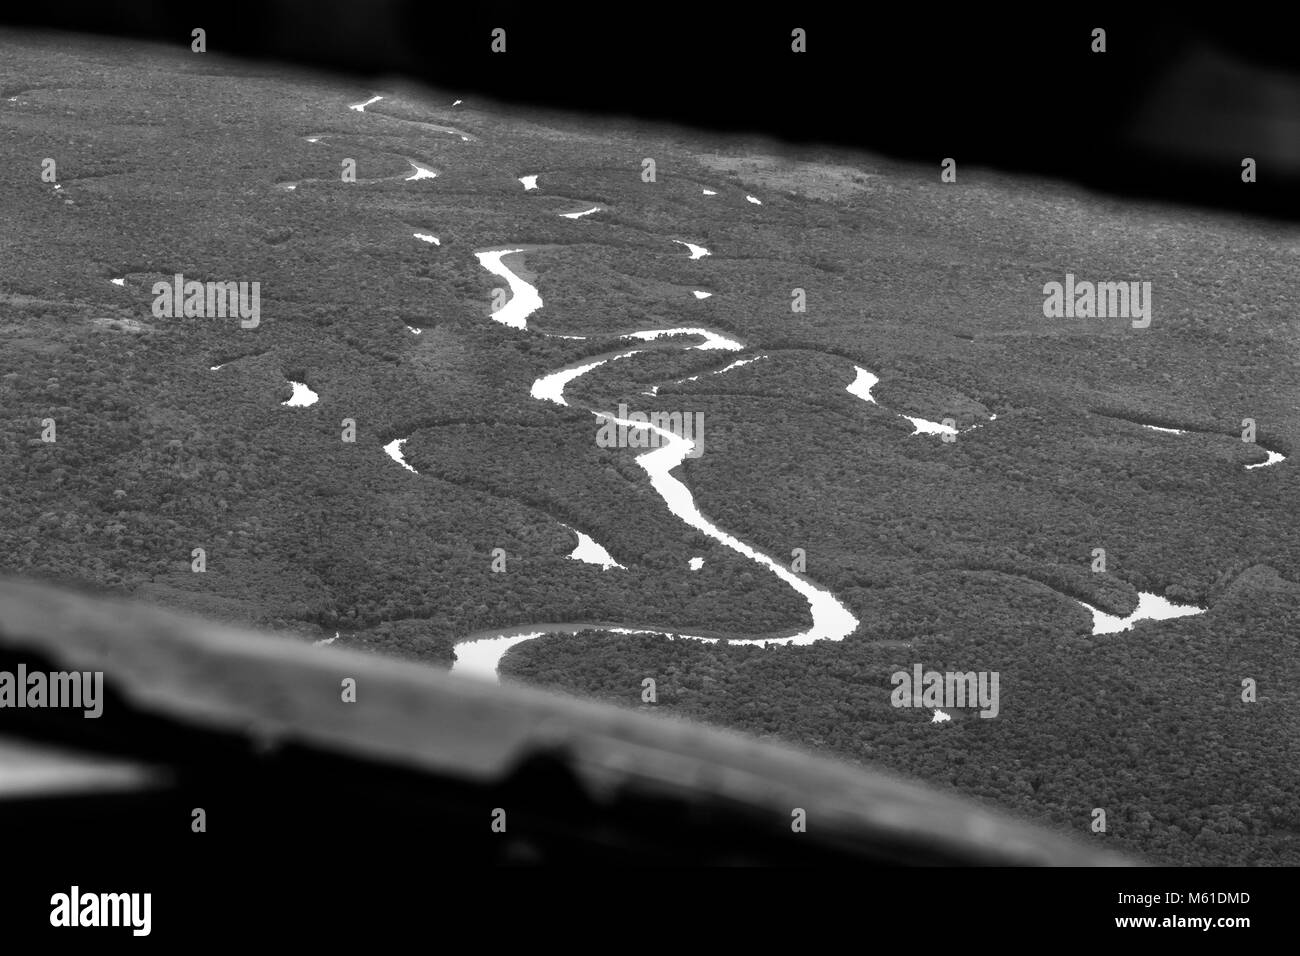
[846,364,988,438]
[1100,413,1286,471]
[339,95,1223,682]
[1076,591,1204,635]
[391,245,1212,680]
[348,93,476,141]
[387,245,861,680]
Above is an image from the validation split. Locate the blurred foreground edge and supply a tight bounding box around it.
[0,576,1133,866]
